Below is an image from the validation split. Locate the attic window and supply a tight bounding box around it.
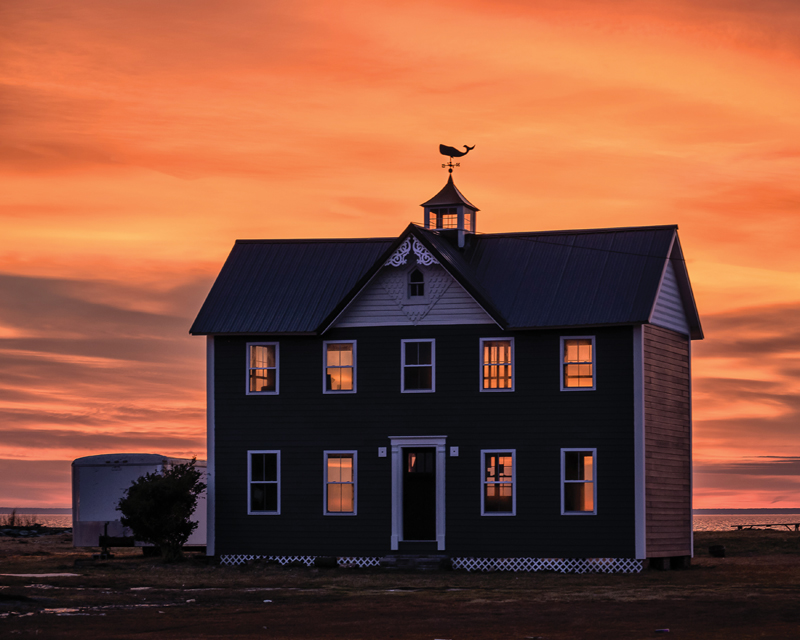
[409,269,424,297]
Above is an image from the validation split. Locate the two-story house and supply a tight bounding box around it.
[190,175,702,572]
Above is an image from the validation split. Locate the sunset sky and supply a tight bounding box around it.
[2,1,799,509]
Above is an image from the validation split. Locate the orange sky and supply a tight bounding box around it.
[1,0,799,509]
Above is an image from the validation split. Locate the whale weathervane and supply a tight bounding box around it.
[439,144,475,173]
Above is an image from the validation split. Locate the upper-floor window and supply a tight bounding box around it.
[324,451,356,515]
[248,450,280,515]
[561,449,596,515]
[401,339,435,392]
[247,343,279,394]
[409,269,424,297]
[323,341,356,393]
[561,336,595,390]
[481,450,516,515]
[480,338,514,391]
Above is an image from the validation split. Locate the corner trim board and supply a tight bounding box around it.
[633,325,646,559]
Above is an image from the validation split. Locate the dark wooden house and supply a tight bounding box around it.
[191,176,703,572]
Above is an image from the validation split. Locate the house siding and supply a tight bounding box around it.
[651,261,690,336]
[213,324,637,559]
[643,324,692,557]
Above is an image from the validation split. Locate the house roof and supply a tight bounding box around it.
[190,224,703,338]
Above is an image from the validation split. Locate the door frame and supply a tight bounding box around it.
[389,435,446,551]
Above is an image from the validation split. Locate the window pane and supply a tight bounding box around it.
[417,342,431,364]
[484,485,513,512]
[327,484,354,513]
[405,366,432,390]
[564,482,593,512]
[405,342,419,365]
[564,451,592,481]
[250,369,276,392]
[251,453,265,482]
[251,345,275,369]
[327,454,353,483]
[564,364,592,388]
[327,343,352,367]
[251,483,278,512]
[327,367,353,391]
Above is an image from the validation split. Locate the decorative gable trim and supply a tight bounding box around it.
[384,237,440,267]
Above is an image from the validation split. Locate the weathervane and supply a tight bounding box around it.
[439,144,474,173]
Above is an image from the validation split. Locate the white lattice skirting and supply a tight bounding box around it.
[451,557,643,573]
[219,555,641,573]
[219,555,381,568]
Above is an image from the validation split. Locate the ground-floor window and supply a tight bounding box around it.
[561,448,596,515]
[481,450,516,515]
[325,451,357,515]
[248,450,280,514]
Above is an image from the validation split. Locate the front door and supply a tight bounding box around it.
[403,448,436,540]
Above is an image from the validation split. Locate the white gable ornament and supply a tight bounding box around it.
[384,237,439,267]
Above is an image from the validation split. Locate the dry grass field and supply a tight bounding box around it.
[1,530,799,639]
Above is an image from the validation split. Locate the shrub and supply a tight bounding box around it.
[117,459,206,561]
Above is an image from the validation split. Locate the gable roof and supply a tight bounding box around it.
[191,224,703,339]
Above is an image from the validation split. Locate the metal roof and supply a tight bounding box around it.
[190,238,394,334]
[191,225,702,338]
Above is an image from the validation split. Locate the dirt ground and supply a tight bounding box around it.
[2,530,799,639]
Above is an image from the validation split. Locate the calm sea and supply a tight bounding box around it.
[5,512,800,532]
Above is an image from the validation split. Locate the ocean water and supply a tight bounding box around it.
[693,513,800,532]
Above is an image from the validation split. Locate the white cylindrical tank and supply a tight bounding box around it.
[71,453,207,548]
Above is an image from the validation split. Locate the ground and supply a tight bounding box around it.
[1,530,799,639]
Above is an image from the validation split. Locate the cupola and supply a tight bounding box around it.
[420,174,479,248]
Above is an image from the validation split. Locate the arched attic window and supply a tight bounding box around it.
[409,269,424,297]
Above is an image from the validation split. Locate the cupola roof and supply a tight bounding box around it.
[420,175,479,211]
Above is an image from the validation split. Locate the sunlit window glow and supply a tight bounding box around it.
[326,453,355,513]
[563,450,595,513]
[325,342,354,392]
[483,451,514,513]
[563,338,594,388]
[249,344,277,393]
[482,339,513,390]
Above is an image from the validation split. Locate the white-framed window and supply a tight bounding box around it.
[408,269,425,297]
[323,341,356,393]
[324,451,357,515]
[401,339,435,393]
[481,450,516,515]
[560,336,595,391]
[480,338,514,391]
[247,342,279,394]
[561,448,596,515]
[248,450,280,515]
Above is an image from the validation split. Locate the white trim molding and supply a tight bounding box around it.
[206,336,215,556]
[633,326,647,559]
[384,236,440,268]
[389,435,447,551]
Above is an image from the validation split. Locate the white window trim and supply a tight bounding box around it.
[401,339,436,393]
[247,450,280,515]
[322,340,357,394]
[246,342,280,395]
[481,449,516,516]
[559,335,596,392]
[561,448,597,516]
[479,338,515,393]
[323,450,357,516]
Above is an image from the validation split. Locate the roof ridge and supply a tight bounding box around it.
[476,224,678,238]
[235,237,395,244]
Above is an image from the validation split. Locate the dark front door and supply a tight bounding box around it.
[403,448,436,540]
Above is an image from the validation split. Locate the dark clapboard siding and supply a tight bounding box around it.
[213,325,637,559]
[643,324,692,557]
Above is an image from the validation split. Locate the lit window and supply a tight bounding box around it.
[562,449,596,515]
[325,452,356,515]
[401,339,435,392]
[248,343,278,394]
[324,341,355,393]
[248,451,280,514]
[433,207,458,229]
[409,269,424,297]
[480,338,514,391]
[561,337,595,390]
[482,450,515,515]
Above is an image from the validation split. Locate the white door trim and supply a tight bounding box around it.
[389,435,447,551]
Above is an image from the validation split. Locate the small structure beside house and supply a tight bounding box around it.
[191,173,702,572]
[71,453,207,548]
